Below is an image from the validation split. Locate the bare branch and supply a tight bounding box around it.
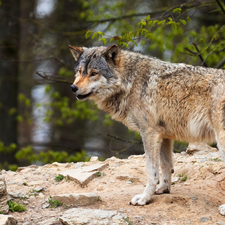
[106,133,142,144]
[216,57,225,68]
[36,72,72,84]
[192,42,208,67]
[216,0,225,15]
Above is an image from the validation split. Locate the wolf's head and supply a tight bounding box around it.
[69,44,122,102]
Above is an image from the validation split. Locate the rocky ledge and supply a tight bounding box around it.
[0,142,225,225]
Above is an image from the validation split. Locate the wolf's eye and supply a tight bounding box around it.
[91,72,98,76]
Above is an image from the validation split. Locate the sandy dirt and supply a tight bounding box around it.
[4,150,225,225]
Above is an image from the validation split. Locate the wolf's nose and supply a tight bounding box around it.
[71,84,78,93]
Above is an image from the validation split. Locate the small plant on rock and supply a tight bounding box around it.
[8,200,26,212]
[55,174,64,182]
[181,175,188,182]
[97,171,101,177]
[48,196,62,208]
[124,217,133,225]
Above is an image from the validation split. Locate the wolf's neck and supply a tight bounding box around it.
[96,51,153,121]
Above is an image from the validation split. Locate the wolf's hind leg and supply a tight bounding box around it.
[216,130,225,163]
[130,128,162,206]
[155,139,174,194]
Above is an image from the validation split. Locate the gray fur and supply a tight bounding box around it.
[69,44,225,206]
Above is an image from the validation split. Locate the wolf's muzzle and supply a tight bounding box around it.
[71,84,78,93]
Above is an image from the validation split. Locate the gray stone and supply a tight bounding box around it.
[8,192,26,199]
[0,215,17,225]
[90,156,99,162]
[199,217,211,222]
[186,142,217,154]
[59,208,129,225]
[6,181,16,185]
[59,163,109,186]
[0,176,10,214]
[23,222,30,225]
[219,204,225,216]
[75,162,84,169]
[52,192,100,206]
[216,222,225,225]
[38,217,58,225]
[190,196,198,200]
[42,204,50,209]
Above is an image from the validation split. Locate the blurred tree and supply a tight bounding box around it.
[0,0,20,165]
[0,0,225,169]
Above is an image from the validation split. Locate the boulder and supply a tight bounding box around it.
[59,163,108,186]
[59,208,129,225]
[0,174,10,214]
[52,193,100,206]
[0,215,17,225]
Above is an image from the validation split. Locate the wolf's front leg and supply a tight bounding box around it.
[130,128,162,206]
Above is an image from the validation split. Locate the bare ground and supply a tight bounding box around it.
[4,149,225,225]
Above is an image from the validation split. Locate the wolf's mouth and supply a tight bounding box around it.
[76,92,92,101]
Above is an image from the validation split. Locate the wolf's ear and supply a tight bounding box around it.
[103,44,121,65]
[69,45,83,61]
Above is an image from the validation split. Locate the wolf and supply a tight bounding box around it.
[69,44,225,206]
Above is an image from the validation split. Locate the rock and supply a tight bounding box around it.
[186,142,217,154]
[23,222,30,225]
[0,215,17,225]
[218,204,225,216]
[116,175,139,183]
[128,154,145,159]
[59,208,129,225]
[190,196,198,200]
[38,217,59,225]
[0,175,10,213]
[126,181,132,184]
[16,167,26,172]
[172,177,179,183]
[42,203,50,209]
[52,192,100,206]
[90,156,99,162]
[199,217,211,222]
[216,222,225,225]
[59,163,109,186]
[75,162,84,169]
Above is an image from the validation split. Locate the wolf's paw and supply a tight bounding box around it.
[129,194,151,206]
[219,204,225,216]
[155,184,170,194]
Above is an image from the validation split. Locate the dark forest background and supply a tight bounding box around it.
[0,0,224,170]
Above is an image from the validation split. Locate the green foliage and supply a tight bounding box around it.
[41,86,99,125]
[97,171,101,177]
[181,175,188,182]
[212,158,222,162]
[55,174,64,182]
[8,200,26,212]
[29,189,39,197]
[48,196,62,208]
[0,141,17,153]
[8,164,18,171]
[124,217,133,225]
[15,145,89,165]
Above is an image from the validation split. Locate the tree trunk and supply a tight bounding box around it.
[0,0,20,165]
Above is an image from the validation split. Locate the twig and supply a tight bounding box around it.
[36,72,72,84]
[216,57,225,68]
[106,133,142,144]
[216,0,225,15]
[192,42,208,67]
[184,47,198,55]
